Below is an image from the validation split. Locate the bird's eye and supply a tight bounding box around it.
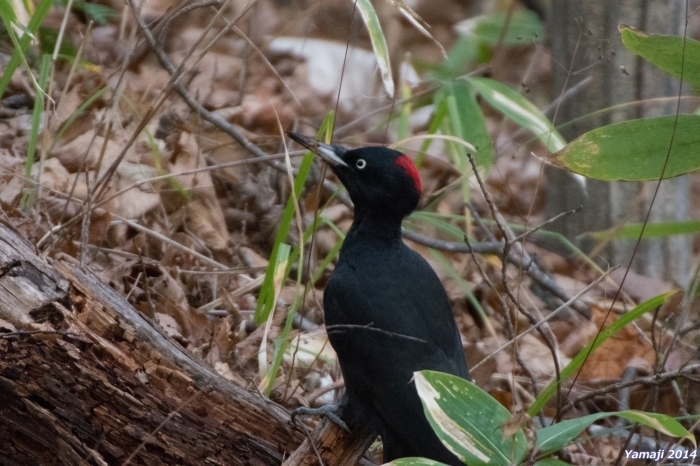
[355,159,367,169]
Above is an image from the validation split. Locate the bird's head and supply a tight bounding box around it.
[288,132,421,219]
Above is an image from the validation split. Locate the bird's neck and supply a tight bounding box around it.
[344,209,404,248]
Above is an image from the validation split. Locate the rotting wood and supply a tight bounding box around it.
[0,223,373,465]
[282,418,377,466]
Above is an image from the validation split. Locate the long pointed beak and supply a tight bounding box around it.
[287,132,349,168]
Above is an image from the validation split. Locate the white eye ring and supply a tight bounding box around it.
[355,159,367,169]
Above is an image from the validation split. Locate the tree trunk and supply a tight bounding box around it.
[0,222,371,465]
[546,0,690,285]
[283,418,377,466]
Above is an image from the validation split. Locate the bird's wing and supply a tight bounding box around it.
[323,249,468,463]
[325,246,469,375]
[329,306,463,464]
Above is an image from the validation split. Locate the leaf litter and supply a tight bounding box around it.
[0,0,698,461]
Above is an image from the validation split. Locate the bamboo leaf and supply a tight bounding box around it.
[544,115,700,181]
[620,24,700,90]
[416,370,528,466]
[355,0,394,97]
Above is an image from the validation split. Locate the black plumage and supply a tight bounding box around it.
[288,133,470,465]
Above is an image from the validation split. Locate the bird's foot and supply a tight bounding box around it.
[291,404,350,432]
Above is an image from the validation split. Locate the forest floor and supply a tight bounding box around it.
[1,0,699,463]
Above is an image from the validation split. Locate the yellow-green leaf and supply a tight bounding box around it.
[544,114,700,181]
[355,0,394,97]
[620,24,700,90]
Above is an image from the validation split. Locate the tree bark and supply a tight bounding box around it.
[283,418,377,466]
[0,222,372,465]
[546,0,690,285]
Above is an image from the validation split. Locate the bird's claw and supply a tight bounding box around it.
[291,404,350,433]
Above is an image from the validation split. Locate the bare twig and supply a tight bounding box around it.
[325,324,430,344]
[561,363,700,415]
[401,229,591,318]
[511,206,582,245]
[467,153,563,417]
[470,267,615,372]
[111,214,230,270]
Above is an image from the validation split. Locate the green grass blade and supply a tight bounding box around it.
[404,212,465,241]
[254,113,334,316]
[430,249,493,336]
[447,81,493,169]
[20,54,51,211]
[416,94,449,164]
[0,0,53,97]
[537,410,695,454]
[355,0,394,97]
[533,460,569,466]
[253,147,315,324]
[309,236,343,286]
[586,220,700,241]
[259,114,339,392]
[48,85,110,153]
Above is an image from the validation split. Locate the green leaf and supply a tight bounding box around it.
[536,413,606,454]
[38,27,78,57]
[258,243,290,392]
[77,2,117,25]
[533,459,570,466]
[465,77,566,152]
[20,54,51,210]
[355,0,394,97]
[254,115,334,324]
[415,370,528,466]
[456,10,544,46]
[439,35,479,77]
[25,54,51,179]
[537,410,696,455]
[52,0,116,25]
[617,411,695,446]
[0,0,17,22]
[0,0,53,98]
[386,458,450,466]
[544,114,700,181]
[445,81,493,169]
[586,220,700,241]
[528,292,677,417]
[620,24,700,90]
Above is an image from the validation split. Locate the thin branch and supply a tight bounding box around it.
[467,152,563,417]
[401,229,591,318]
[470,267,615,372]
[561,363,700,415]
[111,214,230,270]
[511,206,582,244]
